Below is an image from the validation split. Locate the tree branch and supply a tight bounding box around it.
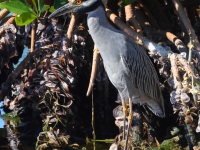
[86,45,100,96]
[172,0,200,51]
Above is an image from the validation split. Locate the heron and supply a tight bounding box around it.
[48,0,165,148]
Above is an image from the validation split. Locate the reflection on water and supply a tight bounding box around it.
[0,102,4,128]
[0,47,29,149]
[0,47,29,128]
[13,46,29,68]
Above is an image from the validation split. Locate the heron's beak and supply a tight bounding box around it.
[48,0,101,19]
[48,3,80,19]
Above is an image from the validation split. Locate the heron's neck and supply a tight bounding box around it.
[87,5,114,33]
[87,5,118,49]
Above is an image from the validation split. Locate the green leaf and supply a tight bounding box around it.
[53,0,67,9]
[118,0,137,6]
[41,4,49,12]
[49,6,55,13]
[15,12,37,26]
[38,0,44,15]
[0,1,33,15]
[10,0,33,10]
[32,0,38,14]
[124,0,137,5]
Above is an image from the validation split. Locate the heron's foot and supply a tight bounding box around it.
[122,100,128,140]
[124,98,133,150]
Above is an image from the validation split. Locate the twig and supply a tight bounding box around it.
[86,45,99,96]
[91,91,96,150]
[188,33,193,62]
[4,14,17,26]
[153,30,189,56]
[66,13,78,47]
[0,9,10,20]
[0,14,17,36]
[30,20,37,53]
[172,0,200,51]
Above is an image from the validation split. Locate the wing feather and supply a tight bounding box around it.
[120,37,164,109]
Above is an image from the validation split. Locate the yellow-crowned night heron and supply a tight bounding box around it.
[48,0,165,148]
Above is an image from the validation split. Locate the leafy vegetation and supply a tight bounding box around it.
[0,0,200,149]
[0,0,50,26]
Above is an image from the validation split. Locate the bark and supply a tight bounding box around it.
[172,0,200,51]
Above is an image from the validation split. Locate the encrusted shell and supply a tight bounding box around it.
[180,93,190,104]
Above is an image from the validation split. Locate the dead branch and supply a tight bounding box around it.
[125,4,142,34]
[0,9,9,20]
[66,13,78,47]
[30,20,37,53]
[172,0,200,51]
[86,45,100,96]
[0,14,17,36]
[153,30,189,56]
[4,14,17,25]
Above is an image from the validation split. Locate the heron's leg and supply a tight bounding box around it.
[124,98,133,150]
[122,100,127,140]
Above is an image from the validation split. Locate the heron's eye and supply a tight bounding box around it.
[76,0,82,5]
[69,0,82,5]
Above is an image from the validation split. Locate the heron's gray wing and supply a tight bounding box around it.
[120,37,164,109]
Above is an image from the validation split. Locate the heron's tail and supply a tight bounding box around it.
[145,98,165,118]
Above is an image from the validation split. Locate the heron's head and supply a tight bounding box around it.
[48,0,104,19]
